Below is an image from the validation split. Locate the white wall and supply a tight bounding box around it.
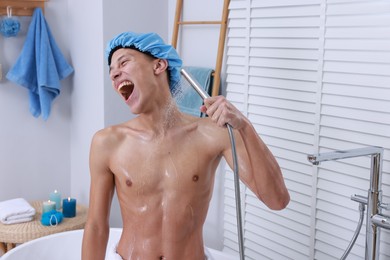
[0,0,72,202]
[67,0,105,208]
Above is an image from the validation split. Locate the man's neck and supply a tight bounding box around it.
[137,100,182,137]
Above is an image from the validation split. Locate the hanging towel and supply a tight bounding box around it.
[176,66,214,117]
[0,198,36,225]
[6,8,74,120]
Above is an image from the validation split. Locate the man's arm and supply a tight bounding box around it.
[82,130,116,260]
[202,96,290,210]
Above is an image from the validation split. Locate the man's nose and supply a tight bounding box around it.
[110,68,121,80]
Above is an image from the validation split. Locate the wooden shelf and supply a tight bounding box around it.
[0,0,46,16]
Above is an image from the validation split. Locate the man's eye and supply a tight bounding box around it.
[121,60,128,66]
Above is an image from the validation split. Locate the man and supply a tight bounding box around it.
[82,32,290,260]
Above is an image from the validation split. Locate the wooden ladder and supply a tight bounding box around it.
[171,0,230,97]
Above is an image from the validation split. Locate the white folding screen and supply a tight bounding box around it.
[223,0,390,259]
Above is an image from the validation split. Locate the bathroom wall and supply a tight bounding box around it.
[67,0,105,209]
[0,0,72,202]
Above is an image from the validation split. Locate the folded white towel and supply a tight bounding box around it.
[0,198,36,225]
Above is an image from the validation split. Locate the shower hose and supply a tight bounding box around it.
[181,69,246,260]
[340,202,365,260]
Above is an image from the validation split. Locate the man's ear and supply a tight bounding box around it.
[153,59,168,74]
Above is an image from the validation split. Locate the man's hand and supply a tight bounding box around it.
[200,95,245,129]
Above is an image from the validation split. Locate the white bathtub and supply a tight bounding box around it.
[1,228,238,260]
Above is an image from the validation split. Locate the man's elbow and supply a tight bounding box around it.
[271,194,290,210]
[262,191,290,211]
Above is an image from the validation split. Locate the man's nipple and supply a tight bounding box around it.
[126,179,132,187]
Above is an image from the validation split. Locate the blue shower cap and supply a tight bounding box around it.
[106,31,182,93]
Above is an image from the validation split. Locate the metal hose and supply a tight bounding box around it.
[340,202,365,260]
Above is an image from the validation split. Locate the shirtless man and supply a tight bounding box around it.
[81,32,290,260]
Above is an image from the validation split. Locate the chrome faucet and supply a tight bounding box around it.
[308,146,389,260]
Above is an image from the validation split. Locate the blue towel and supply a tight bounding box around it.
[176,66,214,117]
[6,8,74,120]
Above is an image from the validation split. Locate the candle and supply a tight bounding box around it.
[42,200,56,213]
[49,190,62,210]
[62,197,76,218]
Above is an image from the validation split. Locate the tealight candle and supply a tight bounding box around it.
[42,200,56,213]
[62,197,76,218]
[49,190,62,210]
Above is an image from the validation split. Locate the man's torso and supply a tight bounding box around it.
[108,117,227,259]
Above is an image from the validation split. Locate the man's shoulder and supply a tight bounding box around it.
[98,118,137,134]
[180,115,221,133]
[92,122,136,146]
[183,117,229,150]
[197,117,227,133]
[95,124,122,137]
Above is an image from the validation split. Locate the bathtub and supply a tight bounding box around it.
[1,228,238,260]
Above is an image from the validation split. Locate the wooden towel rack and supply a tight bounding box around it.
[0,0,46,16]
[172,0,230,97]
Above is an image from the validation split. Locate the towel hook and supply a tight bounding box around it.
[7,6,12,18]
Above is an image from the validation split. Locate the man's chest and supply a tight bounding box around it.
[112,145,218,193]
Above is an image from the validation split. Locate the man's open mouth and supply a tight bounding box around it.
[118,81,134,101]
